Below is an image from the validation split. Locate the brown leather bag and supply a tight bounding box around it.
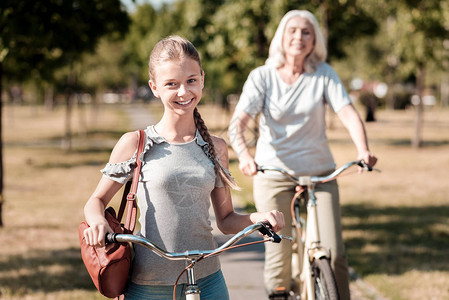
[78,130,145,299]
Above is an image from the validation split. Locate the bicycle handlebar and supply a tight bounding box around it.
[106,222,288,261]
[257,160,381,186]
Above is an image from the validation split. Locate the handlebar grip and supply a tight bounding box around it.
[105,233,117,244]
[258,222,281,243]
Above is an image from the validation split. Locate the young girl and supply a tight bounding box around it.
[83,35,285,299]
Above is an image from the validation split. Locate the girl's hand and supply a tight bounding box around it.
[357,151,378,168]
[251,210,285,233]
[83,219,113,248]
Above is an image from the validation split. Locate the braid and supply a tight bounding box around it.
[193,108,240,190]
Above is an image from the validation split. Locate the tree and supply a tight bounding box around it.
[122,3,163,86]
[359,0,449,147]
[391,0,449,147]
[305,0,378,61]
[329,0,449,147]
[119,0,378,104]
[198,0,277,98]
[0,0,130,226]
[197,0,377,99]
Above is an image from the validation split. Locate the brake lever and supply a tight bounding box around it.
[256,166,265,173]
[258,222,282,243]
[357,160,373,172]
[357,160,381,173]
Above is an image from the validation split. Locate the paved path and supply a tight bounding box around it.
[125,103,387,300]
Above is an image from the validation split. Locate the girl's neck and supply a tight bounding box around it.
[155,114,197,143]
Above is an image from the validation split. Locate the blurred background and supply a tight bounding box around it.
[1,0,448,299]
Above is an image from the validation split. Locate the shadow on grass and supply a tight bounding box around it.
[0,248,97,296]
[37,159,107,169]
[329,137,449,147]
[5,129,125,149]
[342,204,449,276]
[8,129,130,170]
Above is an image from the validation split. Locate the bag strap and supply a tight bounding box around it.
[117,129,146,233]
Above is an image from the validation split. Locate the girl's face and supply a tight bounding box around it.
[149,57,204,115]
[282,16,315,60]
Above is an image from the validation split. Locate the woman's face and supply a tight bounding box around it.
[282,16,315,60]
[149,57,204,116]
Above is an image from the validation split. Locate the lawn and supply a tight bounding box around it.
[0,101,448,299]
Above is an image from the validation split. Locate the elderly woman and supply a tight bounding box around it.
[228,10,377,300]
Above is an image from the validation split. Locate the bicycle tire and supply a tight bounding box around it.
[311,257,340,300]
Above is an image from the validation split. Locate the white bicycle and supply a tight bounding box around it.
[258,160,380,300]
[106,222,292,300]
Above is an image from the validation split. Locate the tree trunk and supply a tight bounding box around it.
[441,72,449,107]
[62,69,76,151]
[442,47,449,107]
[44,84,55,110]
[320,3,329,49]
[77,94,87,138]
[0,61,4,227]
[412,63,425,148]
[62,93,73,151]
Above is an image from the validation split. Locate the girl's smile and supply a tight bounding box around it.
[176,98,193,105]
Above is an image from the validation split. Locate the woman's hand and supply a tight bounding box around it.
[238,152,258,176]
[250,210,285,233]
[83,219,113,248]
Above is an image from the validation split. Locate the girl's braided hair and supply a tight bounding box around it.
[149,35,239,190]
[193,107,240,190]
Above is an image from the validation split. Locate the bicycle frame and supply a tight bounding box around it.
[299,182,333,300]
[106,222,291,300]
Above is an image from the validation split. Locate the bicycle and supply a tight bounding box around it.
[257,160,380,300]
[106,222,292,300]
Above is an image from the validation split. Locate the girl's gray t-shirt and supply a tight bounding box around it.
[101,126,222,285]
[234,62,351,177]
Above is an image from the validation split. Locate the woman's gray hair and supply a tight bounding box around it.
[265,10,327,73]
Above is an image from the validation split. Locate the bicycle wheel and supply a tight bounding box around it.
[311,257,340,300]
